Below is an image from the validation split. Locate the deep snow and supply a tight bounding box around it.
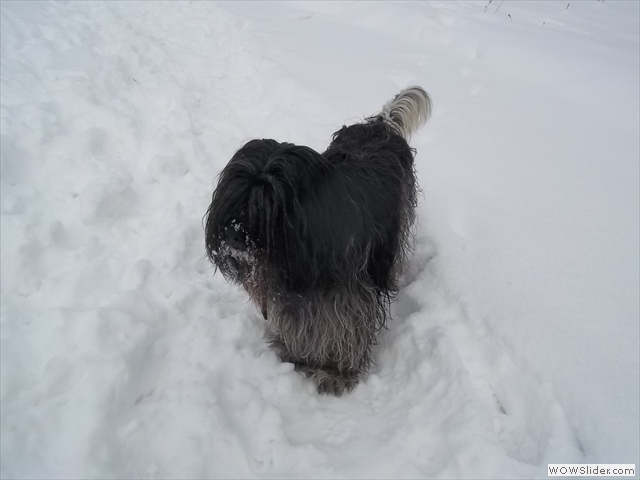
[1,1,638,478]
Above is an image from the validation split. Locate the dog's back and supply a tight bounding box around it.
[309,87,432,291]
[308,121,416,291]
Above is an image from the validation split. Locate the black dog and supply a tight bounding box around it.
[205,87,431,395]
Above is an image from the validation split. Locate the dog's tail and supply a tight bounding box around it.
[377,86,432,141]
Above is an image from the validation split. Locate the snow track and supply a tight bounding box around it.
[1,1,637,478]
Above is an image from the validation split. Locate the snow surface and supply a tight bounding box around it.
[1,1,638,478]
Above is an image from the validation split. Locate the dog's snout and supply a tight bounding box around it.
[224,226,247,251]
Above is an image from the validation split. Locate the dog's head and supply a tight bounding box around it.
[204,139,331,296]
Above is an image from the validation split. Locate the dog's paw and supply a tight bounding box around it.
[312,369,359,397]
[280,355,362,396]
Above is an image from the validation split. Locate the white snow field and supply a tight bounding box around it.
[1,1,638,478]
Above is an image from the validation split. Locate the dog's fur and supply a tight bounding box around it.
[205,87,432,395]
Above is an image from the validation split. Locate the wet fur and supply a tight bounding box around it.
[205,87,431,395]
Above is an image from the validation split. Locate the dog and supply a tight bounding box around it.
[205,87,432,395]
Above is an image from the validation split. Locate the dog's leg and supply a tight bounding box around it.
[269,329,374,396]
[267,334,294,363]
[267,336,362,396]
[267,290,380,396]
[268,333,366,396]
[305,366,362,396]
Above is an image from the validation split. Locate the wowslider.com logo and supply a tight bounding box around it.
[548,464,635,476]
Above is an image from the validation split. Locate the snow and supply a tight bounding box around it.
[1,1,638,478]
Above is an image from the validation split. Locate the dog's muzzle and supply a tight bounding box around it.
[215,222,258,285]
[224,224,248,251]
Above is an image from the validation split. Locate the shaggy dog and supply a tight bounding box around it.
[205,87,431,395]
